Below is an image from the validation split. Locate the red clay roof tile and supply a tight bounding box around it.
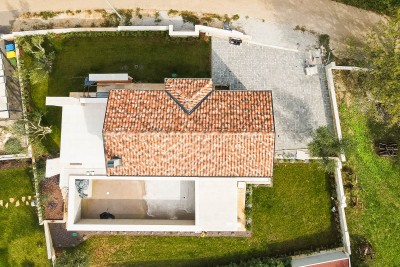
[103,83,275,177]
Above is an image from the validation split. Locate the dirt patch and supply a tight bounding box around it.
[0,159,31,169]
[40,175,64,220]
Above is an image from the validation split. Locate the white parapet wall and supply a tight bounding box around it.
[334,159,351,255]
[325,62,346,162]
[43,221,56,260]
[1,25,251,41]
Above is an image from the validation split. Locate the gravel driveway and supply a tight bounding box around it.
[212,37,332,151]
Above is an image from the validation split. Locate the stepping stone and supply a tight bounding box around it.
[28,196,32,200]
[9,198,14,203]
[25,201,29,205]
[0,200,3,206]
[5,203,8,208]
[15,200,20,207]
[22,197,25,202]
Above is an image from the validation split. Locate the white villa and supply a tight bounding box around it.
[46,74,275,232]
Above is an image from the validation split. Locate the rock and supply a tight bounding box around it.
[22,196,26,202]
[5,203,8,208]
[25,201,29,205]
[15,200,20,207]
[9,198,14,203]
[0,200,3,206]
[28,196,32,200]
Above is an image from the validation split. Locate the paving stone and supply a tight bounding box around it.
[211,38,333,151]
[9,198,14,203]
[28,196,32,200]
[15,200,20,207]
[22,196,25,202]
[25,201,29,205]
[5,203,8,208]
[0,200,2,206]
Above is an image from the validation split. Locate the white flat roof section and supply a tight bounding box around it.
[45,158,61,178]
[196,179,238,231]
[89,73,129,82]
[60,103,107,169]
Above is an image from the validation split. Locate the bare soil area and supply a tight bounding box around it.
[40,175,64,220]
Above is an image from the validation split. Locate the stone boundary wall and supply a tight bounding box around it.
[0,25,250,40]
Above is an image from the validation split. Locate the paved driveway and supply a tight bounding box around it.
[212,38,332,151]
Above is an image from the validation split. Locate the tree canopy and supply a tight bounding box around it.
[349,11,400,126]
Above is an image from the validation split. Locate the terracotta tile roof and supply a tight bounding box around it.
[103,86,275,177]
[103,90,274,133]
[165,78,213,114]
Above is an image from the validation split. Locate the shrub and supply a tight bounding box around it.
[4,138,23,154]
[231,14,240,21]
[180,11,200,25]
[154,11,162,23]
[55,249,88,267]
[135,7,143,19]
[308,126,350,172]
[219,257,291,267]
[308,126,342,158]
[168,9,179,16]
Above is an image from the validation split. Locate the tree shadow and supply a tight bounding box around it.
[107,231,340,267]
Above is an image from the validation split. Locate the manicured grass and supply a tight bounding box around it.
[66,163,339,266]
[26,33,211,155]
[340,102,400,266]
[0,165,50,266]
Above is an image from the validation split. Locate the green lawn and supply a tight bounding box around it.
[340,102,400,266]
[25,33,211,155]
[0,164,50,267]
[64,163,339,267]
